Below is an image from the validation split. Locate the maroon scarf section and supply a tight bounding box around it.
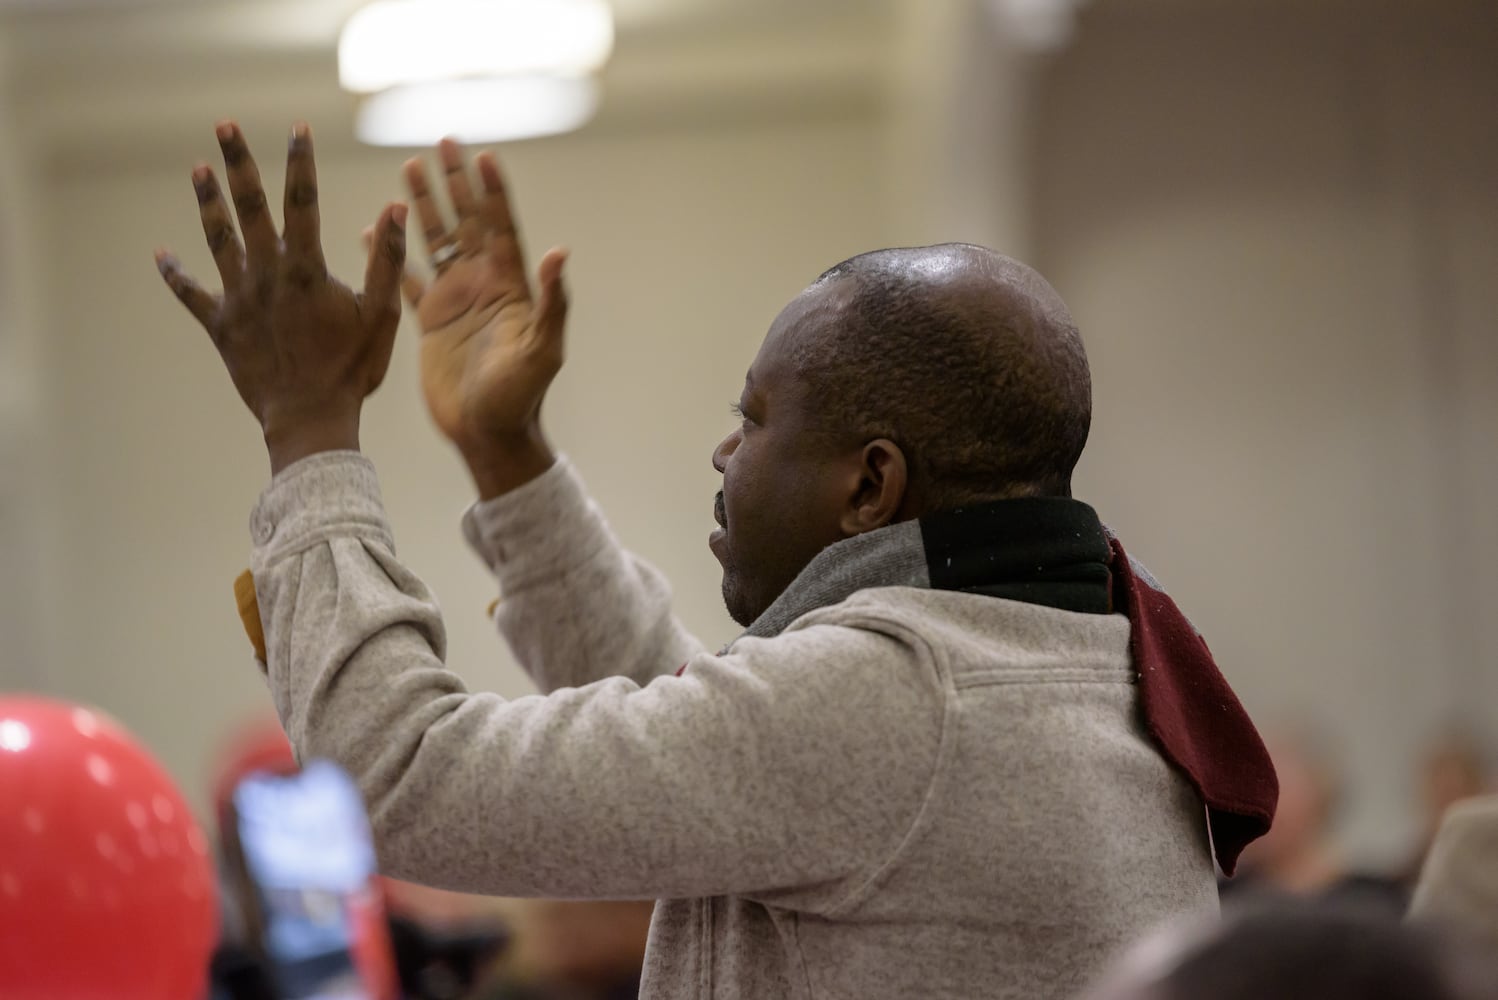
[1109,536,1278,875]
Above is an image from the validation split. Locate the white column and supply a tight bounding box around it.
[0,36,51,690]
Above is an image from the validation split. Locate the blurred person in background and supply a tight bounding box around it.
[1081,900,1498,1000]
[482,900,653,1000]
[1409,794,1498,951]
[155,121,1276,1000]
[1398,729,1493,888]
[1223,726,1404,912]
[1226,728,1346,896]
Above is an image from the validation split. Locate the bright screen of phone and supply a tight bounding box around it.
[233,760,397,1000]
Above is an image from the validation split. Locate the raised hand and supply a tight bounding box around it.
[156,121,407,475]
[400,138,569,499]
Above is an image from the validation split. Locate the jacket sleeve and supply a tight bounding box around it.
[459,456,706,690]
[249,452,946,909]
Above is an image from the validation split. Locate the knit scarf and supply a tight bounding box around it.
[734,498,1277,876]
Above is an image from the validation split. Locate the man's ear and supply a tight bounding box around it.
[840,438,909,536]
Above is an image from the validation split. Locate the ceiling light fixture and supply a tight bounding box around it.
[339,0,614,147]
[987,0,1091,51]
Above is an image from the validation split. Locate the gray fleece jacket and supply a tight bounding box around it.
[248,452,1219,1000]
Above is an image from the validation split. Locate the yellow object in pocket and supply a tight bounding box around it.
[234,569,268,665]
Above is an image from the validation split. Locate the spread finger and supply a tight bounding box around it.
[282,122,326,276]
[216,121,279,268]
[155,250,219,331]
[475,151,528,287]
[192,165,245,290]
[402,156,453,260]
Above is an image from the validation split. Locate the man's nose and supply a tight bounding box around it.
[712,428,741,474]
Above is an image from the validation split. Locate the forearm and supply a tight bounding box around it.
[463,456,706,691]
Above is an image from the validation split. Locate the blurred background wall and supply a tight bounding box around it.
[0,0,1493,870]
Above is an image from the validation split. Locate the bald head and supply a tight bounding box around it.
[793,243,1091,509]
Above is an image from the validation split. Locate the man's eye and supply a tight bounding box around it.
[729,401,759,428]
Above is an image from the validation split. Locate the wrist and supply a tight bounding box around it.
[264,411,362,476]
[460,425,556,500]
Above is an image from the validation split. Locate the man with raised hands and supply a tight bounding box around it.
[158,122,1276,1000]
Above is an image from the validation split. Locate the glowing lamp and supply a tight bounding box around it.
[339,0,613,146]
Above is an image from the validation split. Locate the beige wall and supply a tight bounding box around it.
[1032,0,1498,862]
[0,35,49,691]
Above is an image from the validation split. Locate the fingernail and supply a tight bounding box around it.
[192,163,212,186]
[215,121,235,143]
[391,203,408,229]
[290,122,310,148]
[155,251,178,275]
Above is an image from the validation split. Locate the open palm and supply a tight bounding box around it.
[401,140,568,466]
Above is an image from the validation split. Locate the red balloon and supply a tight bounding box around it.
[0,695,219,1000]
